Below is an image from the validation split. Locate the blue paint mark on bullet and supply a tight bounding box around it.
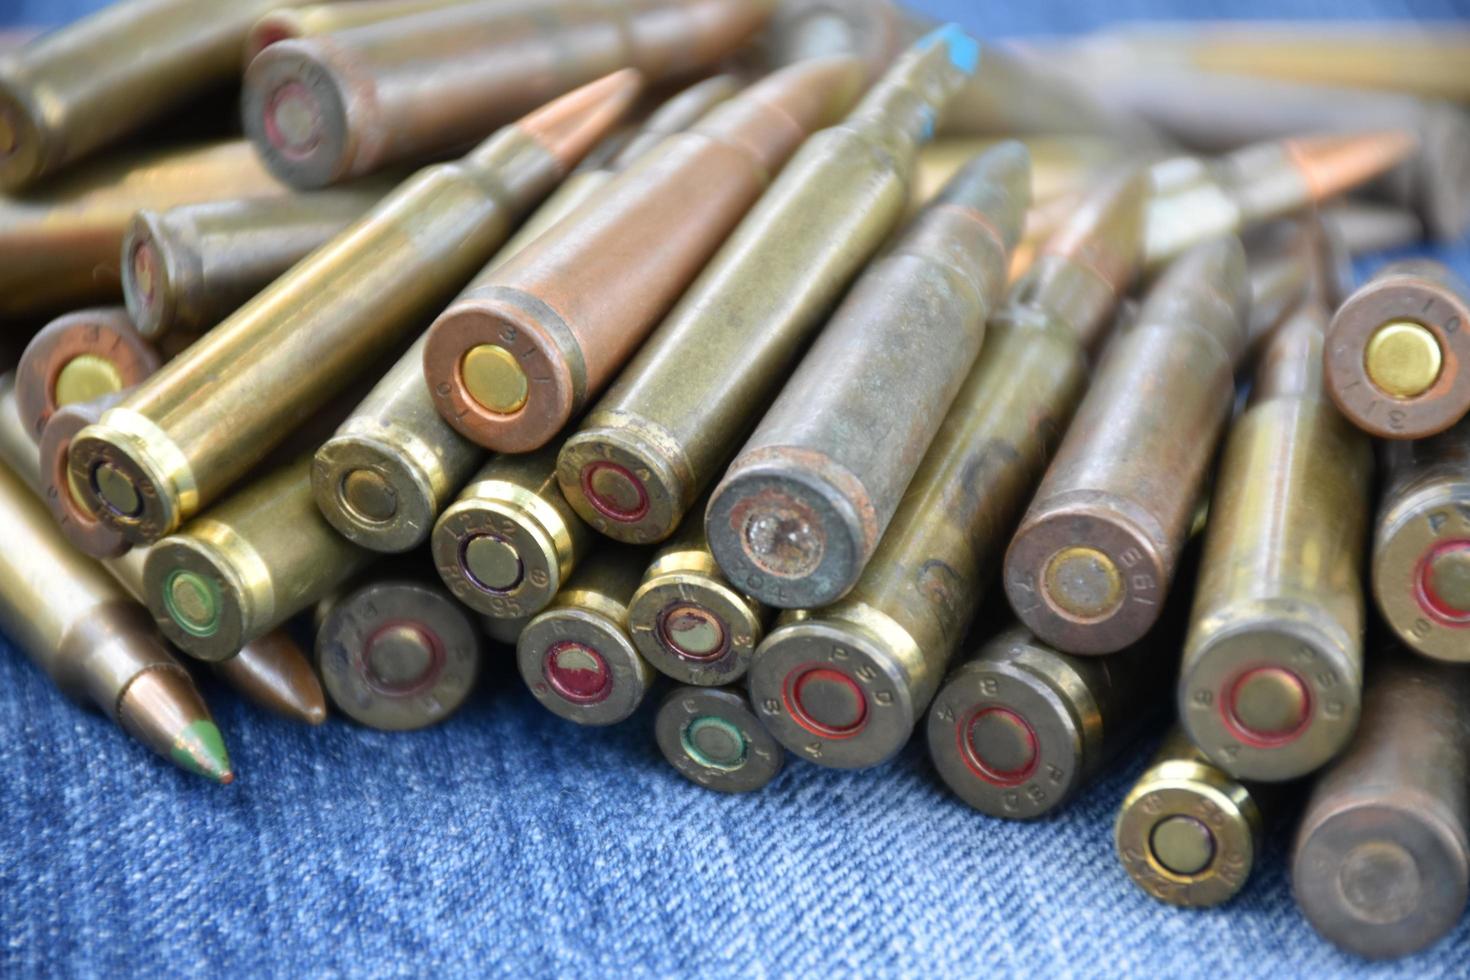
[917,23,981,76]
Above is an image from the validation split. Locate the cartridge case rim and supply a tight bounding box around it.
[316,580,482,731]
[1179,609,1361,781]
[121,211,194,341]
[0,73,45,190]
[313,430,443,553]
[142,529,254,662]
[628,566,764,686]
[1293,797,1470,959]
[927,656,1090,819]
[1373,481,1470,662]
[1005,497,1170,655]
[38,399,132,559]
[1326,271,1470,439]
[69,413,193,544]
[558,421,690,545]
[707,451,875,609]
[1116,760,1260,908]
[242,40,358,189]
[654,686,785,794]
[517,605,649,726]
[748,614,919,770]
[425,292,582,453]
[16,311,159,441]
[432,486,571,619]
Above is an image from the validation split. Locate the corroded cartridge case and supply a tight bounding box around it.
[0,139,285,318]
[707,145,1028,608]
[1116,728,1269,908]
[1292,657,1470,960]
[556,29,979,545]
[1325,260,1470,440]
[311,74,741,554]
[316,573,482,730]
[423,55,866,453]
[68,71,640,545]
[142,453,378,662]
[1005,238,1251,655]
[16,308,160,441]
[1179,300,1373,782]
[655,685,785,793]
[432,445,595,621]
[927,622,1172,820]
[0,0,306,189]
[123,187,390,340]
[743,172,1148,770]
[627,507,768,687]
[1372,417,1470,662]
[243,0,770,187]
[516,544,654,726]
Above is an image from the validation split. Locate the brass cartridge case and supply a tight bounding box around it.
[654,685,785,793]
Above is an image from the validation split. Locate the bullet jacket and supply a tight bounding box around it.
[68,71,640,545]
[558,28,978,547]
[1006,237,1251,655]
[0,0,307,189]
[313,75,741,554]
[243,0,770,188]
[1372,417,1470,661]
[424,55,866,454]
[654,685,785,793]
[1179,300,1373,782]
[1325,259,1470,440]
[708,143,1029,609]
[1293,657,1470,960]
[516,544,655,726]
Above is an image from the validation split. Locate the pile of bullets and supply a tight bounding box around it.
[0,0,1467,961]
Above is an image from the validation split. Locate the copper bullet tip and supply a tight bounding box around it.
[117,666,235,783]
[518,68,645,174]
[1285,131,1420,204]
[215,629,329,726]
[1045,167,1150,294]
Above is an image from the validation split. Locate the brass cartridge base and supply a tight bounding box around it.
[1374,480,1470,662]
[627,548,765,687]
[517,599,653,727]
[432,481,576,619]
[69,411,194,544]
[655,685,785,794]
[313,430,444,553]
[558,418,690,545]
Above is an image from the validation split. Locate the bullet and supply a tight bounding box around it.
[0,381,231,782]
[0,139,286,319]
[316,574,482,730]
[1179,297,1373,782]
[0,0,307,190]
[425,54,868,454]
[1372,417,1470,662]
[245,0,479,63]
[1292,656,1470,960]
[1005,238,1251,656]
[758,0,906,80]
[557,29,977,545]
[516,544,655,726]
[432,445,594,623]
[1044,60,1469,242]
[243,0,770,188]
[912,136,1127,210]
[141,453,377,662]
[15,308,160,443]
[708,145,1030,608]
[313,75,738,554]
[68,72,640,546]
[1068,22,1470,106]
[1325,260,1470,441]
[655,685,785,793]
[1115,728,1269,908]
[627,507,768,687]
[927,621,1172,820]
[1142,135,1418,269]
[744,172,1147,770]
[123,187,390,341]
[39,392,134,559]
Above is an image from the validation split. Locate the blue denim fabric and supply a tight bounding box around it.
[2,0,1470,975]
